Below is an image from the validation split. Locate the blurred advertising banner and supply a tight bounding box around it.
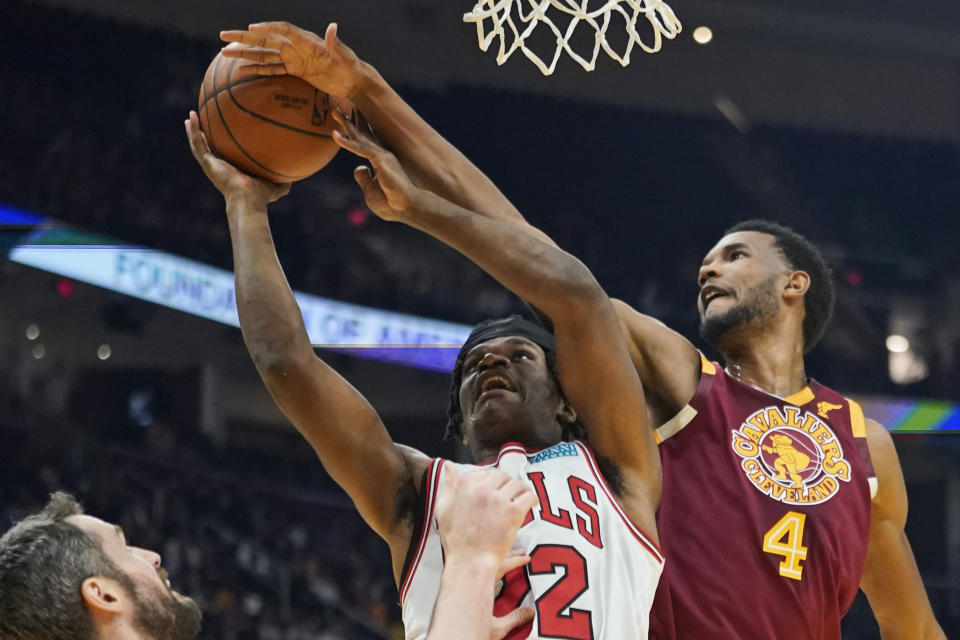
[8,224,471,373]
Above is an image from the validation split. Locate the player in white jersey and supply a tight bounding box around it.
[404,441,663,639]
[429,464,540,640]
[186,91,662,639]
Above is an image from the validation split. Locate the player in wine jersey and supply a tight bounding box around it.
[187,101,662,640]
[619,222,944,640]
[217,22,942,637]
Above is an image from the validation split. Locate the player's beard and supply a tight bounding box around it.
[127,577,203,640]
[699,276,780,350]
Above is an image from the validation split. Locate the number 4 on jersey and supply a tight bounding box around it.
[763,511,808,580]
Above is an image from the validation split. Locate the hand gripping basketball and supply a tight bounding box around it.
[185,111,290,206]
[220,22,362,100]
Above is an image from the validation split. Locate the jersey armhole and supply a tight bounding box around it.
[654,353,717,444]
[398,458,442,605]
[847,399,879,499]
[574,441,664,564]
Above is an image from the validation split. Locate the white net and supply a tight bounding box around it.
[463,0,682,75]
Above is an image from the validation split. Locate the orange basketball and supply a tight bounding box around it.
[197,48,352,183]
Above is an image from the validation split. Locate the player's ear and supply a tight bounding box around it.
[784,270,810,300]
[81,576,125,616]
[557,399,577,427]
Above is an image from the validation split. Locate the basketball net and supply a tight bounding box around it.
[463,0,682,75]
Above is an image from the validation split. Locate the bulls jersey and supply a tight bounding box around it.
[650,356,877,640]
[399,440,664,640]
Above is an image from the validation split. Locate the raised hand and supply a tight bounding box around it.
[329,108,420,221]
[185,111,290,206]
[219,22,363,98]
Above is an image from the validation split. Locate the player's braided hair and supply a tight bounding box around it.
[725,219,836,352]
[445,319,585,443]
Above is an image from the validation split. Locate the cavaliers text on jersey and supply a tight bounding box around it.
[650,356,877,640]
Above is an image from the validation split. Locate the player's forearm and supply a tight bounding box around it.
[226,195,313,369]
[405,189,603,321]
[350,64,538,234]
[427,557,500,640]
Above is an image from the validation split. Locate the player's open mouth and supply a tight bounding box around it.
[476,373,518,402]
[700,285,731,310]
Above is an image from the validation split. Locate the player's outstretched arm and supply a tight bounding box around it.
[219,21,701,421]
[428,464,538,640]
[219,21,532,234]
[610,299,701,422]
[333,111,661,535]
[185,112,423,575]
[860,419,945,639]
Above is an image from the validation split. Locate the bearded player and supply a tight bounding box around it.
[0,492,202,640]
[220,21,943,639]
[187,99,662,639]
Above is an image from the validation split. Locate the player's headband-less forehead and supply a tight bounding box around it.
[456,315,556,367]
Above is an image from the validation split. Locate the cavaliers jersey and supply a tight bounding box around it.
[649,356,877,640]
[399,440,664,640]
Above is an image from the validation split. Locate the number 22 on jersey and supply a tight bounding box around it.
[495,544,593,640]
[763,511,808,580]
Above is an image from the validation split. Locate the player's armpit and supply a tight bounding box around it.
[859,419,945,639]
[395,443,433,493]
[611,298,701,420]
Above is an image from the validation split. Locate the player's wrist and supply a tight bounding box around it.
[224,189,270,215]
[442,551,502,578]
[402,187,440,223]
[347,61,381,104]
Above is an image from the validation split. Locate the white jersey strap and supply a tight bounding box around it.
[399,458,443,606]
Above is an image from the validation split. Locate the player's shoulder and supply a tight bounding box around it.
[860,417,906,517]
[862,417,896,468]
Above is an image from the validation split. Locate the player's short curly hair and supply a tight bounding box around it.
[0,492,133,640]
[444,318,585,443]
[724,219,835,351]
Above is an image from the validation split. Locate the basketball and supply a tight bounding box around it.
[197,46,352,183]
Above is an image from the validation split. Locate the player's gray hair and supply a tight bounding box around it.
[0,492,132,640]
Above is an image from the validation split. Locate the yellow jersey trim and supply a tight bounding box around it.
[848,399,867,438]
[700,355,717,375]
[783,386,815,407]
